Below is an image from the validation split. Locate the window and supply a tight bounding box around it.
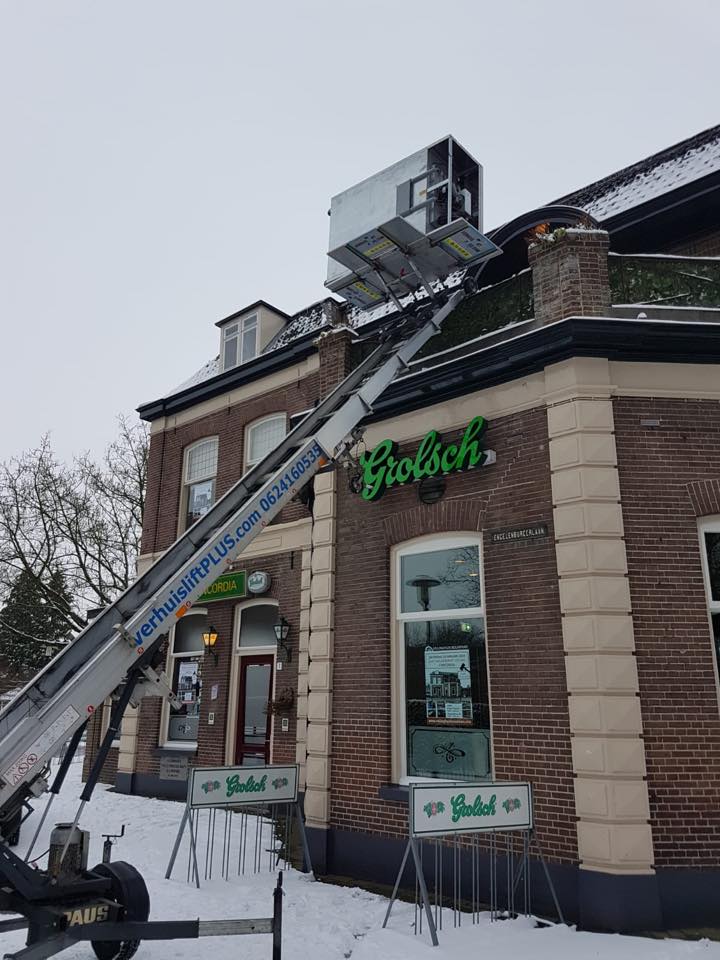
[182,438,218,531]
[237,602,279,649]
[223,314,258,370]
[699,518,720,676]
[166,612,207,744]
[246,414,286,469]
[395,535,490,783]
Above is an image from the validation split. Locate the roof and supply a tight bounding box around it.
[143,125,720,418]
[555,124,720,222]
[214,299,291,328]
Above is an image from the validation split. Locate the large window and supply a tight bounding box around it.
[182,438,218,531]
[395,535,490,782]
[223,314,257,370]
[699,519,720,676]
[245,414,286,469]
[165,612,207,744]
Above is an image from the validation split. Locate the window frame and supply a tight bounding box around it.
[222,314,258,371]
[223,599,279,765]
[698,516,720,702]
[391,533,490,785]
[159,608,208,750]
[180,437,219,534]
[245,414,287,471]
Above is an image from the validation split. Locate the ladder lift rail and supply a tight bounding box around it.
[0,318,401,740]
[0,288,465,820]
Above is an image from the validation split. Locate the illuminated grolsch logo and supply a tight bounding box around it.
[357,416,496,501]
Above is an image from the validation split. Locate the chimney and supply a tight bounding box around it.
[528,228,611,326]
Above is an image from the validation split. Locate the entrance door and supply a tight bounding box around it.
[236,655,274,766]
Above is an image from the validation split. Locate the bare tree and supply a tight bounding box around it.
[0,416,148,635]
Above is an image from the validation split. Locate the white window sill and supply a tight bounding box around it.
[159,742,198,752]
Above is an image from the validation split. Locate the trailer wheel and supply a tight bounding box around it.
[90,861,150,960]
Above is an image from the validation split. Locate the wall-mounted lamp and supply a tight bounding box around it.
[273,616,291,664]
[202,624,219,666]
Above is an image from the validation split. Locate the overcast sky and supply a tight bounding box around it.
[1,0,718,463]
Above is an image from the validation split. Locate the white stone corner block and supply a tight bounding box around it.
[307,689,331,722]
[551,466,621,505]
[568,694,643,735]
[306,755,330,789]
[308,659,332,691]
[313,492,337,521]
[549,433,617,471]
[571,737,647,777]
[559,576,631,615]
[314,471,336,495]
[556,539,628,577]
[310,572,335,602]
[306,721,330,755]
[565,654,638,693]
[309,601,334,631]
[554,502,624,540]
[308,629,334,660]
[303,786,329,824]
[311,545,335,574]
[562,614,635,652]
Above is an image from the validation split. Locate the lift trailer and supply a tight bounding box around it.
[0,128,592,960]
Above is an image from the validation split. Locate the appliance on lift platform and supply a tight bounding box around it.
[326,135,501,310]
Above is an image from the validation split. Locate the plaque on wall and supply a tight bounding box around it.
[489,523,548,544]
[159,754,190,782]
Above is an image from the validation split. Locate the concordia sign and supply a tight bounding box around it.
[358,416,496,501]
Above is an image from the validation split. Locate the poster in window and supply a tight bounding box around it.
[424,646,472,725]
[188,480,214,518]
[177,661,200,701]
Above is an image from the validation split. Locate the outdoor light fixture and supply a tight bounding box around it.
[202,624,219,666]
[408,575,441,612]
[274,616,292,664]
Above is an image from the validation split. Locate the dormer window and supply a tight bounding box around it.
[223,314,258,370]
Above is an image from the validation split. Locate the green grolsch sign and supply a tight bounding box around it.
[196,570,246,604]
[358,416,494,501]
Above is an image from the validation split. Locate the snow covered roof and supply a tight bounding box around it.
[556,124,720,222]
[156,125,720,408]
[268,300,329,349]
[170,355,220,393]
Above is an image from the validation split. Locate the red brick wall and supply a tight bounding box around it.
[663,229,720,258]
[132,550,302,779]
[142,372,321,555]
[331,407,578,864]
[614,397,720,869]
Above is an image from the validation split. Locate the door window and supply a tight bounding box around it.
[237,655,273,765]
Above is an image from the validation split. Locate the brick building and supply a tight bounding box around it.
[86,124,720,932]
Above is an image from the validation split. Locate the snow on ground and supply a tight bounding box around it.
[4,759,720,960]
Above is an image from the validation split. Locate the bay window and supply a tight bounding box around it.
[395,535,491,782]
